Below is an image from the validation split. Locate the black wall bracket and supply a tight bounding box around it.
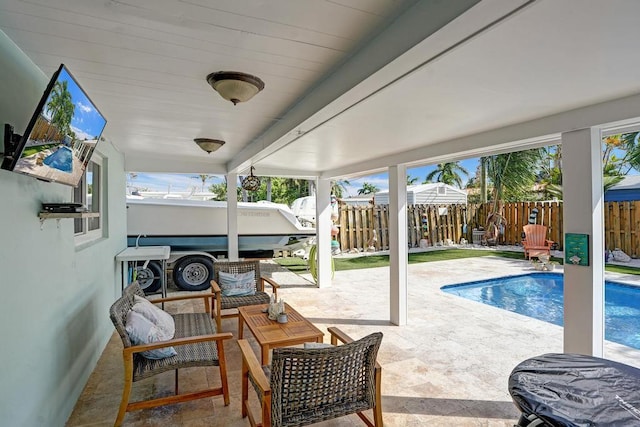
[1,123,22,170]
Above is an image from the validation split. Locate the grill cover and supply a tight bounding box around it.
[509,353,640,426]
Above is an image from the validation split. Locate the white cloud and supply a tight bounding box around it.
[71,125,92,141]
[77,101,92,114]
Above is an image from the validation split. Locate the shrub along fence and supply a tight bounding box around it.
[337,201,640,257]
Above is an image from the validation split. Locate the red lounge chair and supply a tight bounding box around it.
[522,224,553,259]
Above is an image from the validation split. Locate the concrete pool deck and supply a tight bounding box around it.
[68,255,640,426]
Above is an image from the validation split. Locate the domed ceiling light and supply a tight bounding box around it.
[206,71,265,105]
[241,166,261,191]
[194,138,225,154]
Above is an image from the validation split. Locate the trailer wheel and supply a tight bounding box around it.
[135,261,163,294]
[173,256,214,291]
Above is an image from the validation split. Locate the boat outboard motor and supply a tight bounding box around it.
[509,353,640,426]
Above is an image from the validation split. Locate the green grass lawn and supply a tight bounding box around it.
[274,249,640,275]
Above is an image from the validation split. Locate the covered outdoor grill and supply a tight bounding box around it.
[509,353,640,426]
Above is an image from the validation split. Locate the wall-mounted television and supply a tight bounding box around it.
[1,64,107,187]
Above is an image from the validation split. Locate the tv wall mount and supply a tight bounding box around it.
[2,123,21,160]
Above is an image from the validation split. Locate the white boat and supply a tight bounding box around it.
[127,196,315,255]
[126,195,315,292]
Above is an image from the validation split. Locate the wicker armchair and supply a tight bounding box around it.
[210,260,279,332]
[109,281,232,426]
[239,327,383,427]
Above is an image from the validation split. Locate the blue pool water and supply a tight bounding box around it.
[441,273,640,350]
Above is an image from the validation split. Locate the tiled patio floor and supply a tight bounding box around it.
[67,256,640,426]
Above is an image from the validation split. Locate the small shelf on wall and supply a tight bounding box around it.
[38,211,99,229]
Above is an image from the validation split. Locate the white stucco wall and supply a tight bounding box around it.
[0,30,127,426]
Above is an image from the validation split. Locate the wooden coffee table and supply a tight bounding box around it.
[238,303,324,364]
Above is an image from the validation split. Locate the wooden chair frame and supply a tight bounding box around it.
[210,260,279,332]
[522,224,554,259]
[239,327,383,427]
[110,282,232,426]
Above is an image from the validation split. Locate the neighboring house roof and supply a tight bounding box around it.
[607,175,640,191]
[375,183,467,205]
[604,175,640,202]
[375,183,467,196]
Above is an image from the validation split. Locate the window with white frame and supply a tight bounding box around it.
[73,155,103,244]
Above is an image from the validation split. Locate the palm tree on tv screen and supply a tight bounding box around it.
[46,80,74,138]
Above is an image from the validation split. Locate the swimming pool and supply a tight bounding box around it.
[441,273,640,350]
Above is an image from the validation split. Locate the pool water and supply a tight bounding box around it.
[441,273,640,350]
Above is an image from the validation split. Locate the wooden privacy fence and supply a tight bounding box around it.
[336,201,640,257]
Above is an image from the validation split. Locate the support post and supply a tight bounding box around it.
[227,173,239,261]
[316,178,332,288]
[389,165,408,325]
[561,128,604,356]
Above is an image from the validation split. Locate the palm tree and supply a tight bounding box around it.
[192,174,215,192]
[484,148,544,209]
[46,80,74,137]
[407,175,418,185]
[331,179,350,198]
[357,182,379,195]
[603,132,640,174]
[424,162,469,188]
[545,175,623,200]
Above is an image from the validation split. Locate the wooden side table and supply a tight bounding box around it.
[238,303,324,364]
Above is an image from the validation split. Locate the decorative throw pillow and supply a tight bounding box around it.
[303,342,335,349]
[125,310,177,359]
[218,270,256,297]
[131,295,175,338]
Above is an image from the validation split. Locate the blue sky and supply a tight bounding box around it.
[42,66,107,141]
[347,158,479,196]
[128,158,480,197]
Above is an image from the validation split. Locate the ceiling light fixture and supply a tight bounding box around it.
[194,138,225,154]
[241,166,261,191]
[206,71,265,105]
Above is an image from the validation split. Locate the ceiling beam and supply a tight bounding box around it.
[226,0,481,173]
[321,91,640,179]
[125,153,228,174]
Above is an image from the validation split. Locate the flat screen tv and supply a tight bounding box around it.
[1,64,107,187]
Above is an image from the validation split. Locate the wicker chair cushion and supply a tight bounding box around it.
[218,270,256,296]
[303,342,334,349]
[125,310,177,359]
[131,295,175,336]
[220,291,270,309]
[133,312,220,381]
[110,283,221,382]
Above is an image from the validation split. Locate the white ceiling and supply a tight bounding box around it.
[2,0,640,179]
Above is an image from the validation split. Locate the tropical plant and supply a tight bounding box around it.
[357,182,379,195]
[331,179,350,198]
[541,133,640,200]
[603,132,640,174]
[424,162,469,188]
[253,178,311,205]
[209,177,234,201]
[484,148,544,208]
[544,174,623,200]
[192,174,215,192]
[407,175,418,185]
[46,80,74,137]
